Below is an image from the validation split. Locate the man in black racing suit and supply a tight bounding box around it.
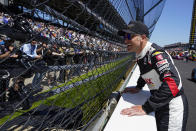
[119,21,188,131]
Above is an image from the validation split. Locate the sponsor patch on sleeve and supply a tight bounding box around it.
[158,64,170,73]
[156,59,168,67]
[155,54,163,61]
[152,51,162,56]
[163,73,171,78]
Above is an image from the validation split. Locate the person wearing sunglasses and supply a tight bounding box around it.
[119,21,188,131]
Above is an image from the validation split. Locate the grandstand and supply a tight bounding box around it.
[0,0,166,130]
[164,42,190,51]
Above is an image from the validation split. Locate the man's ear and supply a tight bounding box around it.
[141,34,147,39]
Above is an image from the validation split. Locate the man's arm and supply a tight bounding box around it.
[122,76,145,94]
[120,73,147,116]
[142,51,182,114]
[36,46,43,53]
[136,76,146,90]
[0,51,10,59]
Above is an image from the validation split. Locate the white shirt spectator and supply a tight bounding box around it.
[20,43,38,58]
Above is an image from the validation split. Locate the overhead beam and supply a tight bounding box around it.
[143,0,163,17]
[125,0,134,21]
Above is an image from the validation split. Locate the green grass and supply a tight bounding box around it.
[0,55,133,125]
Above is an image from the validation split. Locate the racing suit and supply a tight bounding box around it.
[136,42,188,131]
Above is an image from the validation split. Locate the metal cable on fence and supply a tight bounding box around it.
[0,0,135,130]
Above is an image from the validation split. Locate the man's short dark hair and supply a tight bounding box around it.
[118,21,149,38]
[5,39,15,48]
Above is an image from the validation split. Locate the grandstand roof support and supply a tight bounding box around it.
[189,0,196,47]
[143,0,164,17]
[136,7,143,22]
[125,0,134,21]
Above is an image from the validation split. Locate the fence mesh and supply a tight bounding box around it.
[0,0,165,130]
[0,0,133,130]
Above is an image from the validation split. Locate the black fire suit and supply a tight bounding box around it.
[136,42,188,131]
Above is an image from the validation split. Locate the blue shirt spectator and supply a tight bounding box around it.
[0,40,5,45]
[3,16,8,24]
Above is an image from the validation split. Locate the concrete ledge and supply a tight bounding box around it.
[104,65,157,131]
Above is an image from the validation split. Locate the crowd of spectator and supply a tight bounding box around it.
[167,49,196,62]
[0,12,13,25]
[0,12,127,110]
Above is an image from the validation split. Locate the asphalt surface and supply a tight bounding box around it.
[173,59,196,131]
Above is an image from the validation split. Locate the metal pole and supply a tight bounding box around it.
[189,0,196,52]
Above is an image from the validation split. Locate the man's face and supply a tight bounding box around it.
[124,33,142,53]
[31,40,37,45]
